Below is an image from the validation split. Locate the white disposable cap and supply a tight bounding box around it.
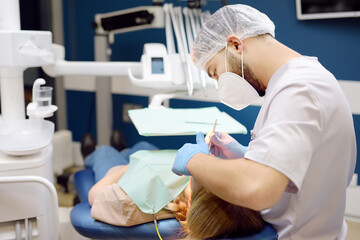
[191,4,275,70]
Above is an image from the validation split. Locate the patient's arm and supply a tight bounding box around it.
[88,165,129,206]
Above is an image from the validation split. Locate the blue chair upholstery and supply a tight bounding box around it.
[71,168,278,240]
[71,202,185,240]
[73,168,94,203]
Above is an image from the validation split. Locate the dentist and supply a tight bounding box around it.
[172,4,356,240]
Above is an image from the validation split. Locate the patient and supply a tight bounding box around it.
[88,152,264,239]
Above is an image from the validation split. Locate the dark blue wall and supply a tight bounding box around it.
[63,0,360,179]
[63,0,360,78]
[236,0,360,81]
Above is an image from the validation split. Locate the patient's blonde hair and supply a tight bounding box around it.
[165,187,191,227]
[166,186,264,239]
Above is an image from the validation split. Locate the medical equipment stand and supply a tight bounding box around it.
[94,35,112,146]
[50,0,67,131]
[92,6,165,145]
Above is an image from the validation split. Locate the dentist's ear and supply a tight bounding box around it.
[226,35,243,54]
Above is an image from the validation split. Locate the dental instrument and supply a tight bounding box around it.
[208,119,217,150]
[187,6,208,94]
[176,6,196,96]
[183,8,194,51]
[164,4,176,55]
[193,8,202,34]
[168,4,194,96]
[188,8,198,42]
[164,3,186,87]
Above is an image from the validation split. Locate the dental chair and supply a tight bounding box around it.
[71,169,278,240]
[70,144,277,240]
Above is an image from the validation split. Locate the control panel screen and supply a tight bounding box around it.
[151,57,164,74]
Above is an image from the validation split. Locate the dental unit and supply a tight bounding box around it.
[0,1,277,239]
[0,0,59,239]
[0,1,212,239]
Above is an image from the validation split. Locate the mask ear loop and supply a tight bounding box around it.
[225,43,228,73]
[241,48,244,78]
[240,40,244,78]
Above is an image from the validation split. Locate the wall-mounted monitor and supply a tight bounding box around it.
[296,0,360,20]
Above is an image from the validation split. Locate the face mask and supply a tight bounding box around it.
[118,150,190,214]
[218,44,260,111]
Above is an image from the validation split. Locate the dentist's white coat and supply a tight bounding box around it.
[245,57,356,240]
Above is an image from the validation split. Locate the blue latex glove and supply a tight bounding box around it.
[172,132,210,176]
[209,132,248,159]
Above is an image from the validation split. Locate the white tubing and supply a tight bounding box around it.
[188,9,198,40]
[176,7,189,53]
[15,221,21,240]
[42,61,142,77]
[203,11,211,24]
[28,219,33,240]
[200,11,210,26]
[169,6,192,95]
[32,78,46,104]
[0,0,20,30]
[168,5,185,60]
[200,12,206,26]
[183,8,194,49]
[193,9,201,33]
[25,218,28,240]
[163,4,176,54]
[175,7,194,95]
[0,67,25,120]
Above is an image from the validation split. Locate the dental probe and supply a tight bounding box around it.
[208,119,217,150]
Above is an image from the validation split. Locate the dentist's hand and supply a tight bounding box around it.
[172,132,210,176]
[208,132,248,159]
